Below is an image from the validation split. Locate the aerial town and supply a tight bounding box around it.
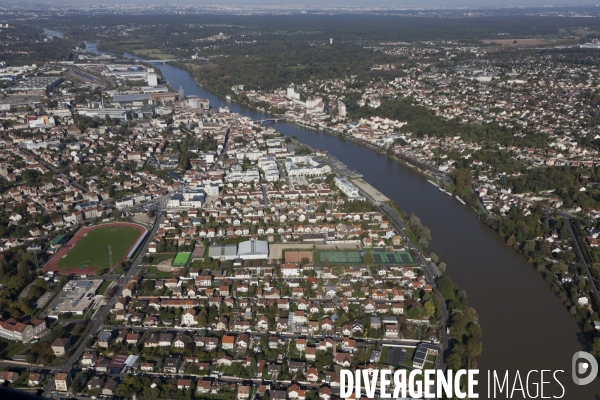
[240,41,600,218]
[4,4,600,399]
[0,32,452,400]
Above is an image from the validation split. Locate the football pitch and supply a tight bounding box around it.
[172,252,191,267]
[57,226,141,270]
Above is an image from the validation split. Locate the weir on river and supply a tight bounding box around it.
[85,42,599,396]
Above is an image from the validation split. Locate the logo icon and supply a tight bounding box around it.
[572,351,598,385]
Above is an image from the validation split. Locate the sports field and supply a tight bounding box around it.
[318,250,415,265]
[172,252,191,267]
[57,226,141,271]
[370,251,416,265]
[319,250,362,265]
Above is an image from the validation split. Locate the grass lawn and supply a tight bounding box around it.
[143,265,179,279]
[380,346,389,364]
[59,313,84,320]
[132,49,176,59]
[149,253,176,265]
[172,252,191,267]
[0,338,27,359]
[58,226,141,271]
[97,280,111,295]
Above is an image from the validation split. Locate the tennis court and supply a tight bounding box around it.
[285,250,314,263]
[172,252,191,266]
[370,251,416,265]
[318,250,362,265]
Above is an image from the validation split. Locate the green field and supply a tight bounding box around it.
[57,226,141,270]
[172,252,191,267]
[131,49,176,59]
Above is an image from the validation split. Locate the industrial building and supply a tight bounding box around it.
[208,244,238,261]
[147,71,158,87]
[237,239,269,260]
[48,279,103,318]
[76,108,131,121]
[208,240,269,261]
[10,76,63,94]
[111,94,150,106]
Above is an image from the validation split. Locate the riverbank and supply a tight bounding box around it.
[181,68,446,184]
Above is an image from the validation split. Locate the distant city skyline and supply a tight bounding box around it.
[6,0,600,7]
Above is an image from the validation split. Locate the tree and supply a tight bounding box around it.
[466,337,482,359]
[363,252,374,266]
[408,213,421,229]
[424,301,435,316]
[430,253,439,263]
[506,235,517,247]
[438,262,447,273]
[452,168,472,188]
[591,337,600,359]
[446,352,462,371]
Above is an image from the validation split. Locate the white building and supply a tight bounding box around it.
[187,96,209,109]
[237,239,269,260]
[338,101,346,118]
[236,150,264,161]
[115,198,134,210]
[167,189,206,208]
[306,97,323,109]
[266,138,287,154]
[285,154,331,177]
[286,86,300,100]
[226,166,260,183]
[258,155,280,182]
[147,71,158,87]
[205,152,216,164]
[197,183,220,196]
[334,176,365,201]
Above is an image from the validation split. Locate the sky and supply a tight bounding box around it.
[29,0,600,6]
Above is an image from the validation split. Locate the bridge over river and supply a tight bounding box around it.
[254,118,287,123]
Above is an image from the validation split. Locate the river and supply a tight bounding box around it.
[85,42,599,397]
[43,28,63,39]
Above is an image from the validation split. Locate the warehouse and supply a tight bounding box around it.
[10,77,63,95]
[208,244,238,261]
[76,108,131,121]
[237,239,269,260]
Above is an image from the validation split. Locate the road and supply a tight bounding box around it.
[567,219,600,301]
[42,196,168,397]
[102,325,429,348]
[379,202,449,370]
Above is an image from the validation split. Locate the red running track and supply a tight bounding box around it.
[42,222,147,276]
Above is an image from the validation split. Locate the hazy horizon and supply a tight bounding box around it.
[6,0,600,7]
